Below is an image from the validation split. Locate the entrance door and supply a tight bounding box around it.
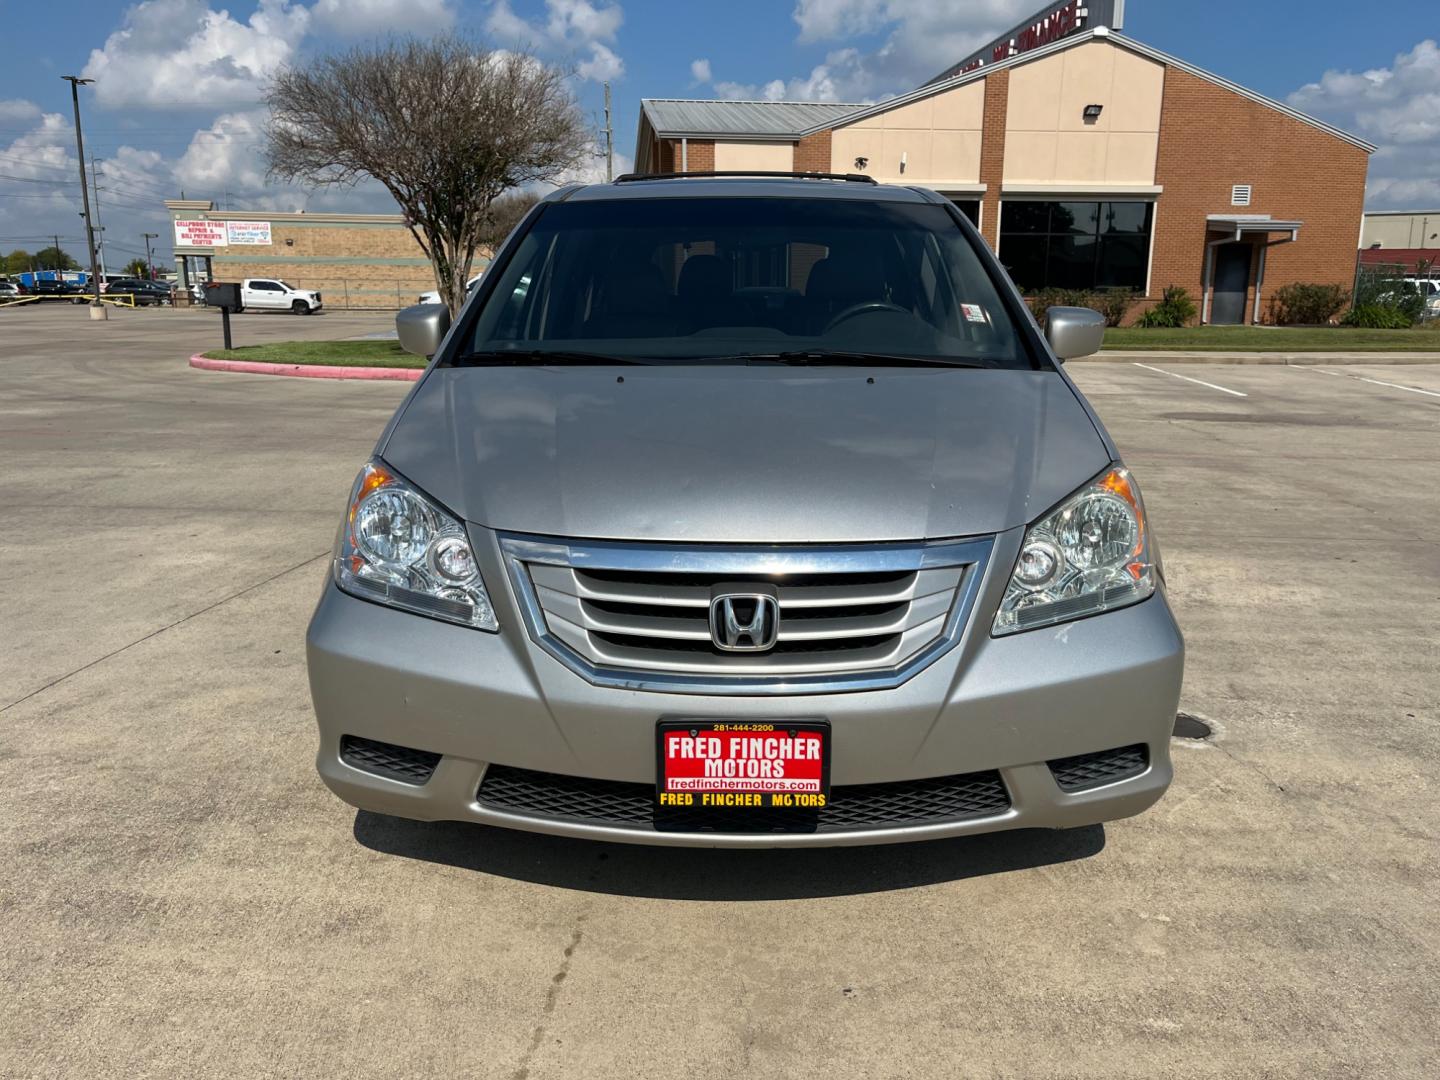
[1211,243,1252,325]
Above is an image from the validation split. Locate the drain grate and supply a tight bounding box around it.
[1173,712,1212,740]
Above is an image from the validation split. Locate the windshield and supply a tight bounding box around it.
[462,196,1031,368]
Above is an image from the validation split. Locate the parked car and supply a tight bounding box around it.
[1400,278,1438,319]
[306,175,1184,848]
[419,273,484,306]
[238,278,323,314]
[0,281,27,298]
[28,278,86,301]
[105,278,173,306]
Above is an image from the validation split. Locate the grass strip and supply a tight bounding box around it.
[201,340,425,367]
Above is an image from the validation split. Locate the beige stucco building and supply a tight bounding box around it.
[633,3,1373,325]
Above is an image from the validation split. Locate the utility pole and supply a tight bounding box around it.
[61,75,105,318]
[142,233,158,279]
[603,82,614,182]
[91,155,106,278]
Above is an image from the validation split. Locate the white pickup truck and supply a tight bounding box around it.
[239,278,323,315]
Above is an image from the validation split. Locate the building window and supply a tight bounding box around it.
[999,201,1153,293]
[949,199,981,226]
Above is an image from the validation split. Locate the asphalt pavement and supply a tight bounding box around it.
[2,305,1437,1078]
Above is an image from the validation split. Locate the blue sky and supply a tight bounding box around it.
[1,0,1435,270]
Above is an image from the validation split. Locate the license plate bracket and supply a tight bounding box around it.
[656,719,831,810]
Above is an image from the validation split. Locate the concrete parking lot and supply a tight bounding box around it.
[2,305,1437,1078]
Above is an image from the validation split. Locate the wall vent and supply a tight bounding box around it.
[1231,184,1253,207]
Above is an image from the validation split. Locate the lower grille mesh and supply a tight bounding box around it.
[340,735,441,785]
[1047,744,1148,792]
[477,765,1010,834]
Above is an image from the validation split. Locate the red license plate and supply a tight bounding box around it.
[656,720,830,810]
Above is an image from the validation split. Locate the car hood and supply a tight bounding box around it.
[381,366,1110,543]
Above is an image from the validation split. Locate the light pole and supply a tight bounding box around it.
[61,75,105,319]
[91,156,108,277]
[603,82,614,182]
[142,233,159,280]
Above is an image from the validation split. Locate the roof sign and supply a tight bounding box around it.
[928,0,1126,84]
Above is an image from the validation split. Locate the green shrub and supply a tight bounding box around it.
[1352,267,1424,324]
[1028,288,1135,328]
[1028,288,1088,327]
[1135,286,1197,328]
[1089,290,1137,327]
[1341,303,1413,329]
[1268,283,1349,325]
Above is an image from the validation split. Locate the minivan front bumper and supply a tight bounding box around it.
[306,559,1184,847]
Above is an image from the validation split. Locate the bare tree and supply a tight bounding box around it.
[479,189,543,255]
[265,37,589,315]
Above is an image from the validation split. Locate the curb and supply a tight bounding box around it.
[189,353,422,381]
[1079,352,1440,365]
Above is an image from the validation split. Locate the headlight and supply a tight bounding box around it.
[992,465,1155,636]
[334,461,498,631]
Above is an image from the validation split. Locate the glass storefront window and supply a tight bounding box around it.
[999,201,1153,292]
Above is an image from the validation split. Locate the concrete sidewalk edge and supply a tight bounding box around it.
[189,353,423,381]
[1082,352,1440,365]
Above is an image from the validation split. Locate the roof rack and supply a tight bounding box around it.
[613,170,878,185]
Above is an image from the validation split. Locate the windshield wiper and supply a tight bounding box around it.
[739,350,992,369]
[453,349,652,366]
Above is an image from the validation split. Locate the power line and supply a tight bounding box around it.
[0,171,171,204]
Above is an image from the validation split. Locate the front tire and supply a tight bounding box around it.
[291,299,310,315]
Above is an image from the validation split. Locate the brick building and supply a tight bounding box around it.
[632,1,1373,325]
[164,200,467,309]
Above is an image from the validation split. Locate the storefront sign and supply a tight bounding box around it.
[992,0,1084,63]
[173,219,227,247]
[931,0,1123,82]
[225,220,272,245]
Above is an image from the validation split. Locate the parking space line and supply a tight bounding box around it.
[1131,362,1248,397]
[1307,367,1440,399]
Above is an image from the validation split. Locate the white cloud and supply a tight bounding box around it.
[1288,40,1440,208]
[792,0,890,41]
[0,99,43,123]
[0,112,75,179]
[486,0,625,82]
[0,113,89,247]
[710,49,875,104]
[578,43,624,82]
[698,1,1030,104]
[174,109,271,192]
[311,0,455,34]
[548,143,633,187]
[81,0,310,108]
[170,108,401,215]
[689,58,711,85]
[798,0,1030,92]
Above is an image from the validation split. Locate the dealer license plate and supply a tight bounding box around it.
[656,720,831,810]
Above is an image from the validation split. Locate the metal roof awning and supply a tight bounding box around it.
[640,99,867,139]
[1206,214,1302,241]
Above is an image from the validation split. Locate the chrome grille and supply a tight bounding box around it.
[499,534,993,694]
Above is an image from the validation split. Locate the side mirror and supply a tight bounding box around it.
[396,303,452,358]
[1045,306,1106,360]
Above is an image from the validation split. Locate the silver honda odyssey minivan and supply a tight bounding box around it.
[306,175,1184,847]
